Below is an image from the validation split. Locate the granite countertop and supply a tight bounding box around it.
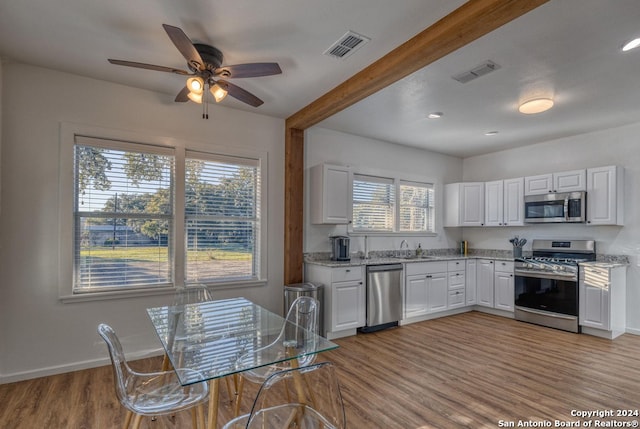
[305,254,514,268]
[305,248,629,268]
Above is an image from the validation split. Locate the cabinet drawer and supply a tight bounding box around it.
[405,261,448,276]
[447,260,465,271]
[332,266,362,283]
[495,260,514,273]
[448,271,465,289]
[448,289,466,306]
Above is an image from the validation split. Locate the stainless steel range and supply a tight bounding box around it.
[514,239,596,333]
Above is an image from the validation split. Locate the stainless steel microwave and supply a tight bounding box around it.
[524,191,586,223]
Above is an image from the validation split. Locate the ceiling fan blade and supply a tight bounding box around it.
[175,86,190,102]
[220,80,264,107]
[216,63,282,79]
[162,24,205,71]
[108,59,190,75]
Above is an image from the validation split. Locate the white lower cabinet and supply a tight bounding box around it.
[404,259,468,319]
[579,264,627,339]
[477,259,495,307]
[405,261,448,318]
[447,260,466,309]
[476,259,514,312]
[466,259,477,305]
[494,261,515,311]
[304,264,365,339]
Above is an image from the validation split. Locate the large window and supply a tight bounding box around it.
[352,174,434,233]
[185,151,260,283]
[70,133,264,295]
[74,137,174,292]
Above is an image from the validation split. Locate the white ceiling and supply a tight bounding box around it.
[1,0,639,158]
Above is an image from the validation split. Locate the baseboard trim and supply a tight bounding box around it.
[0,348,164,385]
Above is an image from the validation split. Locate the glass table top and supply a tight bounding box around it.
[147,297,339,386]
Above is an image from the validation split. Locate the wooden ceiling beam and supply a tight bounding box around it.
[283,0,550,285]
[286,0,550,130]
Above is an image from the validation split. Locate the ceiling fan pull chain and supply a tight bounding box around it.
[205,87,209,119]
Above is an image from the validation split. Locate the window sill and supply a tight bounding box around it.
[60,279,268,303]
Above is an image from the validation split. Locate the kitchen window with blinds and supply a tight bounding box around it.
[73,137,175,292]
[399,180,435,233]
[352,174,395,232]
[185,151,260,283]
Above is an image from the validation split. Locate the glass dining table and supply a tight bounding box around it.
[147,297,338,429]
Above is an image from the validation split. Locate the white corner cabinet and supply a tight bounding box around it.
[305,264,365,339]
[586,165,624,226]
[310,163,351,224]
[444,182,485,227]
[484,177,524,226]
[579,263,627,339]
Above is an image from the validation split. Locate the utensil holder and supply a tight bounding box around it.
[513,246,522,258]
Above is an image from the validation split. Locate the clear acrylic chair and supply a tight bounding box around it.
[98,323,209,429]
[222,362,346,429]
[162,285,214,371]
[233,296,319,415]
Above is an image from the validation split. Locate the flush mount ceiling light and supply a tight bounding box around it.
[518,98,554,114]
[485,131,499,136]
[622,37,640,52]
[427,112,443,119]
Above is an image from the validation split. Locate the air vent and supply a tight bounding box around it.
[452,60,501,83]
[324,31,371,60]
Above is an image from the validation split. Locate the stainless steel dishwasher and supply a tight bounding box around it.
[361,264,403,332]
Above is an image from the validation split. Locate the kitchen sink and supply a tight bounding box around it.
[394,255,439,260]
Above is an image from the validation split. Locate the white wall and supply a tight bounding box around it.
[0,63,285,382]
[304,127,464,256]
[462,122,640,333]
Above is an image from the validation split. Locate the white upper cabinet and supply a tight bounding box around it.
[444,182,485,227]
[524,169,586,195]
[485,178,524,226]
[484,180,503,227]
[586,165,624,226]
[310,164,351,224]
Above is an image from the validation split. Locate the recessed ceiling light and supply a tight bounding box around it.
[427,112,443,119]
[518,98,554,114]
[485,131,499,136]
[622,37,640,52]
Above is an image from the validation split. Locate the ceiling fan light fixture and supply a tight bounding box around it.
[187,76,205,93]
[518,98,554,114]
[187,91,203,104]
[210,83,228,103]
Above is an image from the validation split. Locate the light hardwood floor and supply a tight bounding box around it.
[2,311,640,428]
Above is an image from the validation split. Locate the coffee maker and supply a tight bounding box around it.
[329,235,351,261]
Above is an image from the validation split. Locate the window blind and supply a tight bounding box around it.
[399,180,435,232]
[352,174,395,231]
[185,151,260,283]
[73,136,174,292]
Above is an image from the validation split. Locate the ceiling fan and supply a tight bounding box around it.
[108,24,282,118]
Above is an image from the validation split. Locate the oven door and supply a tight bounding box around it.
[514,271,578,316]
